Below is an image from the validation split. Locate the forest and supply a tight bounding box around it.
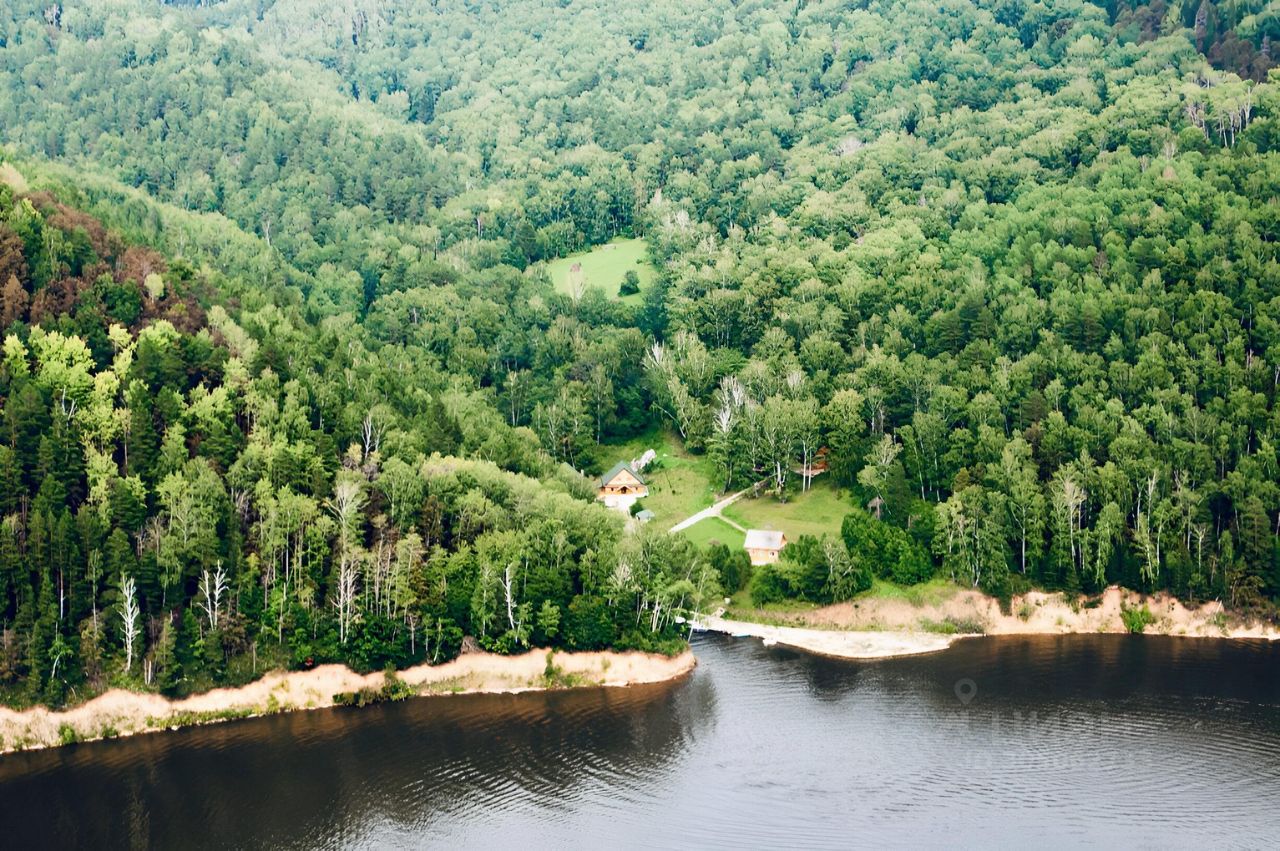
[0,0,1278,706]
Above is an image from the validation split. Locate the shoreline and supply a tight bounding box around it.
[0,648,696,756]
[700,586,1280,660]
[695,616,961,660]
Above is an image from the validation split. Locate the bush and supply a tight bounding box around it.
[919,616,986,635]
[747,563,792,606]
[1120,603,1155,634]
[540,650,585,687]
[333,669,417,707]
[707,543,752,594]
[618,270,640,296]
[611,631,687,655]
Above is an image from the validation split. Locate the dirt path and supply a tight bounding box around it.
[669,488,749,532]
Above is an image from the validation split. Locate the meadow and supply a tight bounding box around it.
[597,427,719,531]
[722,479,853,542]
[545,237,654,305]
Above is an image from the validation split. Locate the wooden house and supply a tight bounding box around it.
[744,529,787,566]
[597,462,648,511]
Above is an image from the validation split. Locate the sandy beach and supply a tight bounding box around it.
[700,586,1280,660]
[0,648,696,755]
[696,616,959,659]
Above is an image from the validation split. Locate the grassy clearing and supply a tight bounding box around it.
[599,427,719,530]
[722,478,852,540]
[723,589,824,624]
[545,237,654,305]
[723,578,965,626]
[681,516,746,550]
[854,577,962,607]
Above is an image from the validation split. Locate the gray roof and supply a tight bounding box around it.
[636,509,656,521]
[599,461,646,487]
[744,529,785,550]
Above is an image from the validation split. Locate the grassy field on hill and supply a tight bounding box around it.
[545,237,654,305]
[598,427,719,530]
[723,479,853,542]
[680,516,746,550]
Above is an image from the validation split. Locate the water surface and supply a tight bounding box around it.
[4,634,1279,848]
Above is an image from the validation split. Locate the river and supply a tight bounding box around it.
[3,633,1280,848]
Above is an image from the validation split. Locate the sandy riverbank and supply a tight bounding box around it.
[696,616,958,659]
[707,585,1280,659]
[801,585,1280,640]
[0,648,696,755]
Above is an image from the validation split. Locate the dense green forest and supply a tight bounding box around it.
[0,183,710,706]
[0,0,1279,705]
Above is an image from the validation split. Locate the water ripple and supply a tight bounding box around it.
[2,634,1279,848]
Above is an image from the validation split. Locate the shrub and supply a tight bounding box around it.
[540,650,585,688]
[333,669,417,707]
[947,617,986,634]
[618,270,640,296]
[920,616,986,635]
[748,563,791,606]
[1120,603,1155,634]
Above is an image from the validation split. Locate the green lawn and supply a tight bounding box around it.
[598,427,719,531]
[723,588,825,624]
[724,579,965,623]
[545,237,654,305]
[854,577,962,607]
[680,516,746,550]
[722,478,853,541]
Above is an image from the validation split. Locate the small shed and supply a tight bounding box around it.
[636,509,656,523]
[744,529,787,566]
[596,462,649,511]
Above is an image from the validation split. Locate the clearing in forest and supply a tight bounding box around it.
[680,516,747,550]
[545,237,654,304]
[722,479,853,543]
[597,428,719,531]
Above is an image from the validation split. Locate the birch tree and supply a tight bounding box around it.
[327,477,366,644]
[119,573,140,674]
[858,433,902,510]
[196,561,229,632]
[998,438,1045,574]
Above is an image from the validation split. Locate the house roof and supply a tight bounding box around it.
[599,461,646,487]
[744,529,785,550]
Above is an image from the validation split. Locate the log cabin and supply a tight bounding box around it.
[597,462,648,511]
